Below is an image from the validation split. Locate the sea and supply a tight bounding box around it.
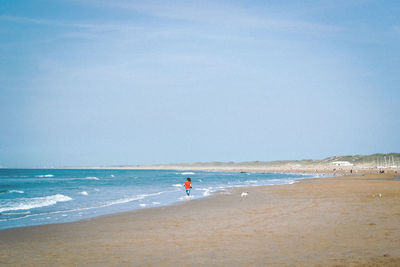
[0,169,315,230]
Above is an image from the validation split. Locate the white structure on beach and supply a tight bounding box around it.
[330,161,354,166]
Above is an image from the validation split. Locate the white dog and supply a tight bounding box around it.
[241,192,248,198]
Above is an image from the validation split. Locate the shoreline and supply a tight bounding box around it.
[0,170,397,231]
[0,170,318,231]
[1,173,399,266]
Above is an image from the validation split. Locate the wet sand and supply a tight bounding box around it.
[1,173,400,266]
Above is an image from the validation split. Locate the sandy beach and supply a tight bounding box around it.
[2,0,399,265]
[1,172,399,266]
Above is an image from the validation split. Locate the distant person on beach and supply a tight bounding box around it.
[184,178,192,199]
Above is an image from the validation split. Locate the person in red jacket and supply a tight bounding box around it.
[184,177,192,199]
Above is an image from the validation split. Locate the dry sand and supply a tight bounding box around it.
[1,173,400,266]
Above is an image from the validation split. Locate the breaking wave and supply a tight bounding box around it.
[85,177,100,180]
[0,194,72,213]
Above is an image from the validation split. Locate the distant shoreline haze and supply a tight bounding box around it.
[43,153,400,169]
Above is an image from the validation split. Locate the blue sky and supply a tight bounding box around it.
[0,0,399,167]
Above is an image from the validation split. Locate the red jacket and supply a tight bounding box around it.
[184,181,191,189]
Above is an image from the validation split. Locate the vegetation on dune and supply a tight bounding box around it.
[153,153,400,168]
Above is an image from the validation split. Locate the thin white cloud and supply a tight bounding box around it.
[0,14,150,46]
[0,15,84,28]
[70,0,345,34]
[0,15,141,32]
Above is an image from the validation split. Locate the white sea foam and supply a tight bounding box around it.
[152,202,160,205]
[181,172,195,175]
[99,191,165,208]
[178,196,192,200]
[137,191,164,198]
[202,188,213,196]
[1,211,31,216]
[196,187,214,196]
[264,178,295,185]
[9,190,24,194]
[24,193,158,217]
[244,180,258,184]
[0,190,25,194]
[139,204,147,207]
[172,184,182,187]
[85,177,100,180]
[111,175,115,177]
[36,174,54,178]
[0,194,72,213]
[104,196,143,206]
[79,191,89,196]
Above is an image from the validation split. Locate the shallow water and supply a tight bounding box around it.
[0,169,314,229]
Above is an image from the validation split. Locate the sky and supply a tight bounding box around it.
[0,0,399,167]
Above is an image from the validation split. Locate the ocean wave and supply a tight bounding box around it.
[0,211,31,216]
[137,191,164,198]
[0,194,72,213]
[9,190,24,194]
[0,213,33,222]
[181,172,195,175]
[266,178,295,185]
[244,180,258,184]
[0,190,24,194]
[100,191,165,208]
[172,184,182,187]
[79,191,89,196]
[203,190,211,196]
[101,196,143,206]
[267,178,293,182]
[36,174,54,178]
[85,177,100,180]
[195,187,214,196]
[20,193,158,217]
